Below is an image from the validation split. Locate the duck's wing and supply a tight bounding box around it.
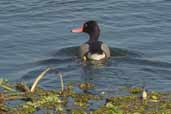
[79,43,89,58]
[101,43,110,58]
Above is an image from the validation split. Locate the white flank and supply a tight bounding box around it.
[87,52,106,60]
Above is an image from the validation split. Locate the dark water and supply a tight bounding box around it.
[0,0,171,94]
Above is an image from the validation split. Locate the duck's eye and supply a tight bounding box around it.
[84,24,88,28]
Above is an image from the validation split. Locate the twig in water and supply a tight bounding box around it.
[59,72,64,91]
[5,96,28,101]
[30,67,51,93]
[0,79,15,92]
[142,87,147,100]
[0,84,16,92]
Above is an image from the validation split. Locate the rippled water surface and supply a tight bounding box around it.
[0,0,171,93]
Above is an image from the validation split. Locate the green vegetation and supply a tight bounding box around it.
[1,69,171,114]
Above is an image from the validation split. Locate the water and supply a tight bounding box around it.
[0,0,171,94]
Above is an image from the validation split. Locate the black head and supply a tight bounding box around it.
[71,20,100,42]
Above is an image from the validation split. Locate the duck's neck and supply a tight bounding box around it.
[88,32,99,43]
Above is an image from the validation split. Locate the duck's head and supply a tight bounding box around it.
[71,20,100,42]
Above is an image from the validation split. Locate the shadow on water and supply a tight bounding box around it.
[21,46,171,93]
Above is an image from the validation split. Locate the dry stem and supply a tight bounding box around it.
[30,67,50,93]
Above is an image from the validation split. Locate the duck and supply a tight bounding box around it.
[71,20,110,61]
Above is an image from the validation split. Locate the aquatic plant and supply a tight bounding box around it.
[1,68,171,114]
